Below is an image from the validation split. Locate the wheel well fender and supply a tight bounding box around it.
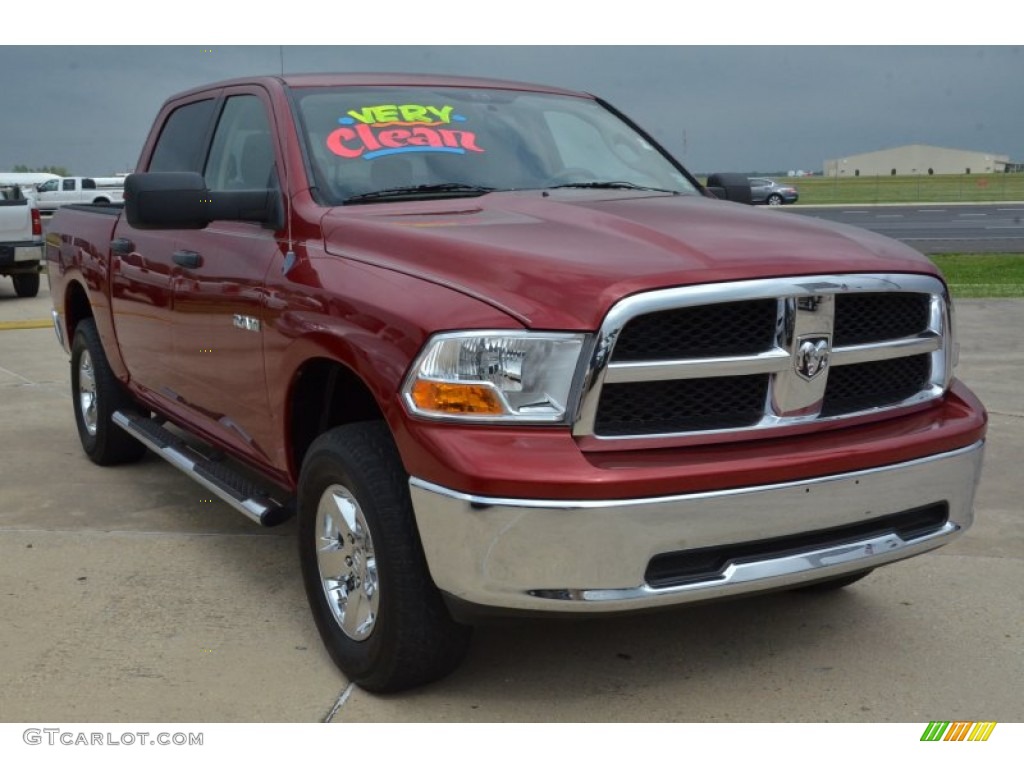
[286,357,390,482]
[64,279,93,341]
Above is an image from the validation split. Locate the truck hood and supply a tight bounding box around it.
[321,191,939,330]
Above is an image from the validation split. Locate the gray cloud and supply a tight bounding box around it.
[2,46,1021,175]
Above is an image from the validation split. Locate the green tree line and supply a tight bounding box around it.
[11,164,72,176]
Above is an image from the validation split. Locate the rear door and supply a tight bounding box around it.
[58,178,78,206]
[111,96,219,395]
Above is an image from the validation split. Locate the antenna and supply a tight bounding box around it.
[281,140,296,276]
[278,49,296,277]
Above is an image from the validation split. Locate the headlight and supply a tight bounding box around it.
[402,331,587,423]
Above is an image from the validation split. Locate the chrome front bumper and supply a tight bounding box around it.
[409,441,984,613]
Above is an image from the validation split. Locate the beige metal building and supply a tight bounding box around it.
[824,144,1011,177]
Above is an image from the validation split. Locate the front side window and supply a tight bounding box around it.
[204,95,277,191]
[37,179,58,193]
[292,86,698,205]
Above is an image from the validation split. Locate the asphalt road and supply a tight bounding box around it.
[1,280,1021,723]
[787,203,1024,253]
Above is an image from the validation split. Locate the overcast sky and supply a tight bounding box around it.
[2,45,1021,176]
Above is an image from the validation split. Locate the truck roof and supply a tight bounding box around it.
[165,73,593,102]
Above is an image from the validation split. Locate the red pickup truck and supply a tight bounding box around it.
[46,74,986,692]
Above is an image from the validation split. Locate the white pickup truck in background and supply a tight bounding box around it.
[33,176,124,212]
[0,172,60,199]
[0,185,44,297]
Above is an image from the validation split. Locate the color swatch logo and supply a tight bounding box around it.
[921,722,997,741]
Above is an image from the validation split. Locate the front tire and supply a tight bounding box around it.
[70,319,147,465]
[298,422,471,692]
[12,273,40,298]
[767,193,784,206]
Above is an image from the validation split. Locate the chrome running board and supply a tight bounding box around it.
[113,410,292,527]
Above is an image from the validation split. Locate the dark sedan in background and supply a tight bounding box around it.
[749,177,799,205]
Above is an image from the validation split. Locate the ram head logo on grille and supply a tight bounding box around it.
[796,335,831,380]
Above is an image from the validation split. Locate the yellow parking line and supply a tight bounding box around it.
[0,319,52,331]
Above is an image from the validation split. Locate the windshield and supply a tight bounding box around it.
[291,86,700,205]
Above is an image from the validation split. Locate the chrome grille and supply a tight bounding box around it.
[595,375,769,435]
[833,293,931,345]
[821,354,931,417]
[613,300,777,360]
[574,274,951,443]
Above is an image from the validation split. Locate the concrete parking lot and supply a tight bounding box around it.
[1,277,1021,723]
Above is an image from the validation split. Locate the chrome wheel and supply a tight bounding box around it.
[315,484,379,641]
[767,194,783,206]
[69,318,146,465]
[78,349,98,436]
[298,423,471,691]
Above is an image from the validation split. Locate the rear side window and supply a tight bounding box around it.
[149,99,217,173]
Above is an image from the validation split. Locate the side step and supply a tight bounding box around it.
[113,410,293,527]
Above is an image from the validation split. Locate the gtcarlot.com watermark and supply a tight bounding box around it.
[23,728,203,747]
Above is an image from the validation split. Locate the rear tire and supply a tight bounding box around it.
[298,422,471,692]
[70,319,147,465]
[12,273,40,298]
[795,569,873,592]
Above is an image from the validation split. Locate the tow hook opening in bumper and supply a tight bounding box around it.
[643,501,948,589]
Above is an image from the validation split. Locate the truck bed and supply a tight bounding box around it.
[46,204,123,352]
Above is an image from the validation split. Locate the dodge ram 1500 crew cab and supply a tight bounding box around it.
[46,74,987,692]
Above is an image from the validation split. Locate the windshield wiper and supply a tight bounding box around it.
[545,181,679,194]
[343,183,496,205]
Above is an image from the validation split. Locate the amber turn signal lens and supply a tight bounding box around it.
[410,380,506,415]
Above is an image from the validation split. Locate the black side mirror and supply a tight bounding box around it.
[705,173,753,205]
[124,172,283,230]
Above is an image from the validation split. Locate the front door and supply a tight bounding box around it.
[168,91,283,466]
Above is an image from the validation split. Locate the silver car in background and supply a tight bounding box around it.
[749,177,799,205]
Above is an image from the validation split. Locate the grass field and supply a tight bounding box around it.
[783,173,1024,205]
[930,254,1024,298]
[793,173,1024,205]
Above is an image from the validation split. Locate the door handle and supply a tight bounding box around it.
[173,250,203,269]
[110,237,134,255]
